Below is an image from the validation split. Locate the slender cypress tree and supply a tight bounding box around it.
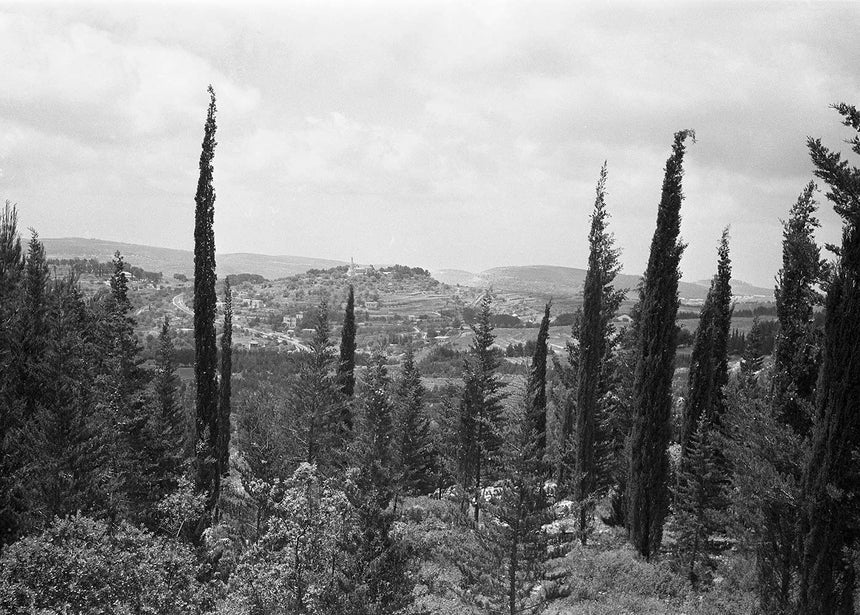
[680,229,733,454]
[337,284,357,430]
[627,129,694,559]
[218,279,232,476]
[193,85,220,516]
[526,302,551,465]
[796,103,860,615]
[739,316,764,383]
[575,163,622,541]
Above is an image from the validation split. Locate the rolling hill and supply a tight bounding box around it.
[433,265,773,302]
[41,238,346,280]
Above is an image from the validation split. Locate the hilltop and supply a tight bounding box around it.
[41,237,346,280]
[434,265,773,302]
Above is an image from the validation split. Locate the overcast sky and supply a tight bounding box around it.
[1,1,858,285]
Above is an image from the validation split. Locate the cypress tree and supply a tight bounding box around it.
[218,279,232,476]
[680,229,733,454]
[526,302,551,465]
[772,181,825,437]
[627,129,694,559]
[755,184,825,614]
[193,85,220,516]
[739,316,764,383]
[796,103,860,615]
[337,284,357,430]
[575,163,623,541]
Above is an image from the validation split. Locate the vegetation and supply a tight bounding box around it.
[4,89,859,615]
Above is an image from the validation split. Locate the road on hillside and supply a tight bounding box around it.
[172,293,194,316]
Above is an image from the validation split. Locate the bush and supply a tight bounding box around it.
[0,514,209,614]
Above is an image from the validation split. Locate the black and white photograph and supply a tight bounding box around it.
[0,2,858,613]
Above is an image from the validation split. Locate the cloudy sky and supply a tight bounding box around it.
[1,1,858,285]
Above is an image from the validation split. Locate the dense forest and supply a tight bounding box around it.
[0,89,859,615]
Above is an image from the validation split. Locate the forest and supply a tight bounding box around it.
[0,88,858,615]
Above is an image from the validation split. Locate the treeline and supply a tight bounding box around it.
[46,256,163,282]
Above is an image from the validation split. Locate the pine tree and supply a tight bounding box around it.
[526,302,551,466]
[455,392,553,615]
[796,103,860,615]
[151,317,185,493]
[193,85,220,517]
[0,201,22,292]
[575,163,623,541]
[218,279,232,477]
[394,346,438,499]
[627,129,694,559]
[289,300,345,472]
[325,351,414,614]
[671,415,729,589]
[458,293,507,522]
[681,229,733,454]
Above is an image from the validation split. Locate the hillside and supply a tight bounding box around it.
[434,265,773,302]
[41,237,346,280]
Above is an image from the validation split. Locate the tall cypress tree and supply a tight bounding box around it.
[754,184,825,614]
[193,85,220,516]
[218,279,232,476]
[575,163,622,541]
[680,229,733,454]
[772,181,825,436]
[796,103,860,615]
[627,129,694,559]
[526,302,551,466]
[337,284,357,430]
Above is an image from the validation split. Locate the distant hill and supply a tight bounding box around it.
[433,265,773,302]
[41,238,346,280]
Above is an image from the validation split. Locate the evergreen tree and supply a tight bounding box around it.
[455,393,553,615]
[325,351,414,614]
[151,317,185,496]
[338,284,357,405]
[218,279,232,476]
[394,346,438,499]
[553,311,580,492]
[671,415,729,589]
[739,316,764,383]
[458,293,507,522]
[627,129,694,559]
[0,201,22,292]
[680,229,733,454]
[289,300,345,472]
[193,85,220,517]
[575,163,623,541]
[755,184,825,614]
[526,302,551,466]
[796,103,860,615]
[772,181,825,437]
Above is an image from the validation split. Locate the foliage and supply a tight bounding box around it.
[0,514,209,614]
[796,102,860,614]
[628,129,694,559]
[575,163,624,541]
[193,85,221,519]
[218,279,233,476]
